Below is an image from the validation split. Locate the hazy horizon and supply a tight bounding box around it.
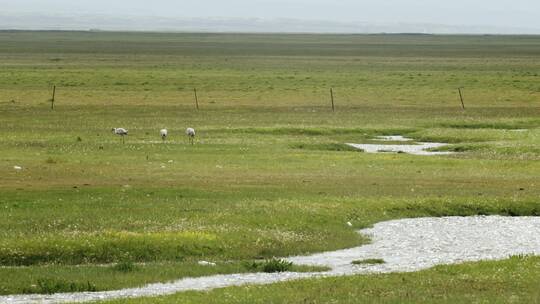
[2,0,540,34]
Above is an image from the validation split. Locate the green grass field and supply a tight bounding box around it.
[105,255,540,304]
[0,31,539,301]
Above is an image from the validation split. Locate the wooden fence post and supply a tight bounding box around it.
[458,87,465,110]
[330,88,335,112]
[51,85,56,110]
[194,88,199,110]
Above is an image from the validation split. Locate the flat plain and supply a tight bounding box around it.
[0,31,539,302]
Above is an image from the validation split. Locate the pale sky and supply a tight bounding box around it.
[2,0,540,31]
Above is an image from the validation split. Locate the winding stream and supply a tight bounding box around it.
[2,216,540,304]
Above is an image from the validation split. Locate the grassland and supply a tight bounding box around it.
[0,31,539,300]
[105,255,540,304]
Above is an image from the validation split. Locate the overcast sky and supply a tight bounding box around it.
[2,0,540,31]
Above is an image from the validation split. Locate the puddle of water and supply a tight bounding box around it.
[347,135,453,156]
[3,216,540,304]
[346,142,453,155]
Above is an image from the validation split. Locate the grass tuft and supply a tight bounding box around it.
[112,260,138,273]
[261,259,293,273]
[45,157,57,164]
[245,258,293,273]
[352,258,385,265]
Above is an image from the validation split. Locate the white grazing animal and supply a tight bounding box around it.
[186,128,195,145]
[112,128,128,144]
[160,129,168,141]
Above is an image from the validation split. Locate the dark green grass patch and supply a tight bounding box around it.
[428,143,490,153]
[223,127,416,136]
[351,258,385,265]
[112,261,138,273]
[245,258,293,273]
[290,143,361,152]
[437,119,539,130]
[22,278,97,294]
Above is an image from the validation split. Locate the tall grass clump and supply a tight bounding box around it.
[245,258,293,273]
[112,260,138,272]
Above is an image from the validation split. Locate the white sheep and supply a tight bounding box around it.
[112,128,128,144]
[186,128,195,145]
[160,129,168,141]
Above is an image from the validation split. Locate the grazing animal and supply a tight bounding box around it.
[112,128,128,144]
[160,129,168,141]
[186,128,195,145]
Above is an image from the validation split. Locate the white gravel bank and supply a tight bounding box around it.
[2,216,540,304]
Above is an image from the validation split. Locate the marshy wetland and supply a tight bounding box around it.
[0,32,539,303]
